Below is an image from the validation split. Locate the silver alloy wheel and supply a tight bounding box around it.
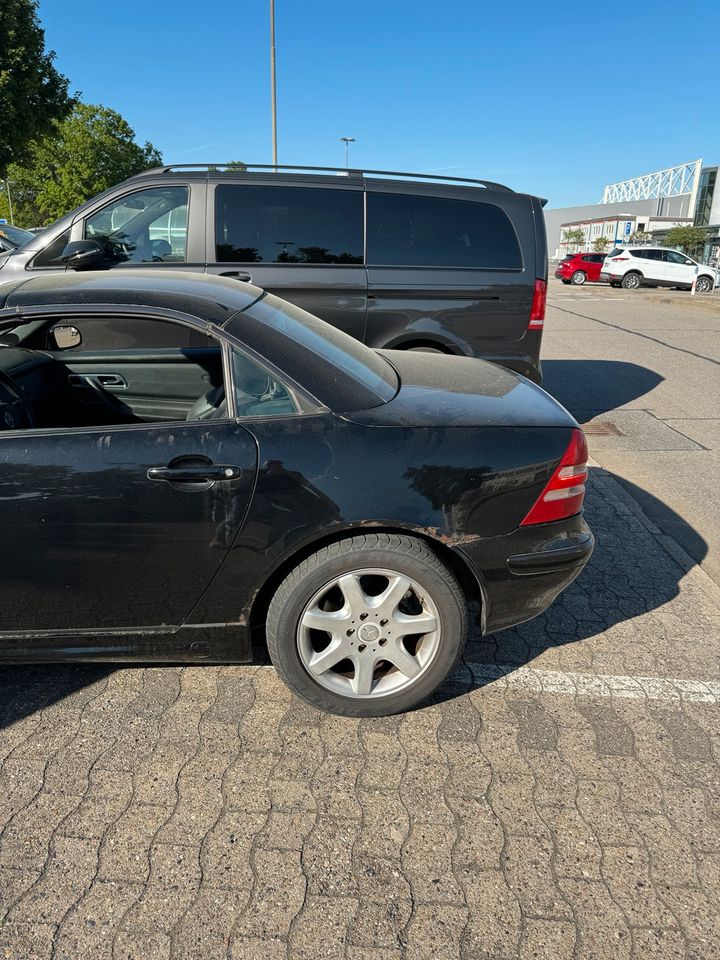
[624,273,641,289]
[695,276,712,293]
[571,270,586,285]
[297,568,441,699]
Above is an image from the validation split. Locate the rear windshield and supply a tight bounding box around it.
[606,248,624,258]
[562,254,576,260]
[226,292,398,412]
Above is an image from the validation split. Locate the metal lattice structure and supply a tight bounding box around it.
[601,160,702,204]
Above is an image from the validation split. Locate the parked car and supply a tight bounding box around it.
[600,247,717,292]
[554,252,607,285]
[0,164,549,383]
[0,271,592,716]
[0,224,34,253]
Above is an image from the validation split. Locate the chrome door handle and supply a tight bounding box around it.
[147,464,242,483]
[68,373,127,388]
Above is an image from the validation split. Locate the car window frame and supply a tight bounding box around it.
[0,302,324,434]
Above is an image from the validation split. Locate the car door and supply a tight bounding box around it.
[664,249,695,288]
[206,180,367,341]
[364,186,532,354]
[0,313,258,636]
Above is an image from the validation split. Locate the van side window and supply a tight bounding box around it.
[215,185,364,264]
[367,193,522,269]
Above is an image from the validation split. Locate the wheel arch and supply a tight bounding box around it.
[248,523,486,651]
[380,336,456,354]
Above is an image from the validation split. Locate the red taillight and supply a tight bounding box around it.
[528,279,547,330]
[610,256,628,262]
[520,428,588,526]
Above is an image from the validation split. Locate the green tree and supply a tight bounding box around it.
[0,103,162,226]
[593,236,610,253]
[0,0,72,176]
[627,230,650,245]
[562,228,586,250]
[664,225,707,259]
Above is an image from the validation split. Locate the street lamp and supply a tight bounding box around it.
[270,0,277,169]
[1,180,14,226]
[339,137,355,169]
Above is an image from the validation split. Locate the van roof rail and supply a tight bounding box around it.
[138,163,513,192]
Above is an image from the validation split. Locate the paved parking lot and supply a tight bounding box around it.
[2,286,720,959]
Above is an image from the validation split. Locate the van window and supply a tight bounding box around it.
[215,185,363,264]
[85,186,189,262]
[367,193,522,269]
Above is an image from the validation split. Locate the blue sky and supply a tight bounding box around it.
[40,0,718,208]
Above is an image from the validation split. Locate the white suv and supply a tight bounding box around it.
[600,247,716,292]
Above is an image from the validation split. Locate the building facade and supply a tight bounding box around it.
[546,160,719,263]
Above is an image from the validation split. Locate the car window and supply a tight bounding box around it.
[644,250,665,261]
[32,230,71,268]
[225,291,398,412]
[367,193,522,269]
[231,346,297,418]
[85,186,189,263]
[23,315,214,352]
[215,185,364,264]
[666,250,690,264]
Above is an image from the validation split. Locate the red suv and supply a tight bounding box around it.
[555,253,607,285]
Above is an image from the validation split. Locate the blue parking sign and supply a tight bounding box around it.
[625,222,632,235]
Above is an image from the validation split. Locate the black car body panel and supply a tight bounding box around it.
[0,166,547,381]
[0,271,590,670]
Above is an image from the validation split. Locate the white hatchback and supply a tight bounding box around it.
[600,247,717,292]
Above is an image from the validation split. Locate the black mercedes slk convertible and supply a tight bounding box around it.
[0,271,593,716]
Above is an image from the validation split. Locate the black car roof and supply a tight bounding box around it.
[0,270,263,323]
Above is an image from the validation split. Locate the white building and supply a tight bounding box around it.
[557,214,692,257]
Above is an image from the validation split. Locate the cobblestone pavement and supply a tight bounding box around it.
[2,468,720,960]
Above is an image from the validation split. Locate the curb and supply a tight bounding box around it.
[589,457,720,608]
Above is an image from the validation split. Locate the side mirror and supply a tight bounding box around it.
[685,259,694,265]
[61,239,106,269]
[48,324,82,350]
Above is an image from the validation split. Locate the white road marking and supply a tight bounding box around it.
[459,661,720,704]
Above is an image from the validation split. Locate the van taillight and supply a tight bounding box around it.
[528,279,546,330]
[520,428,588,526]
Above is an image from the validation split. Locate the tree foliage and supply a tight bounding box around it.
[627,230,651,245]
[663,225,707,258]
[0,0,72,176]
[593,236,610,252]
[0,103,162,226]
[562,227,586,249]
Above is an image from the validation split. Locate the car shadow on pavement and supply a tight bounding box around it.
[0,663,114,732]
[0,470,708,727]
[542,359,663,420]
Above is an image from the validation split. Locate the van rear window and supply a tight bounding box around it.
[367,193,522,270]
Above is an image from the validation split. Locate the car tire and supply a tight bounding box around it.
[695,275,714,293]
[265,533,468,717]
[571,270,586,285]
[406,345,444,354]
[621,272,642,290]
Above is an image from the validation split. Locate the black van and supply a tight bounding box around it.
[0,165,548,382]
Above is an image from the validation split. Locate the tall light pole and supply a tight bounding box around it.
[340,137,355,169]
[270,0,277,169]
[3,180,14,226]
